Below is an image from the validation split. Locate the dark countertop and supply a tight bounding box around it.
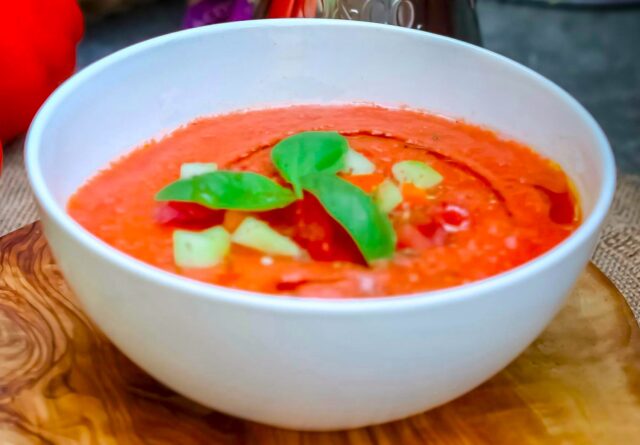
[78,0,640,173]
[479,1,640,174]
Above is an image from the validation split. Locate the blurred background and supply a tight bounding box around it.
[73,0,639,173]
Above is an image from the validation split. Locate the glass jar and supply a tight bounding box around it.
[185,0,481,44]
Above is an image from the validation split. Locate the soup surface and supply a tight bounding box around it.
[68,105,579,297]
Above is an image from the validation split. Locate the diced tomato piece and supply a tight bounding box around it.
[396,223,433,250]
[294,194,366,264]
[264,193,365,264]
[395,213,448,250]
[394,203,456,250]
[441,208,465,226]
[260,202,297,227]
[276,278,309,292]
[416,220,441,238]
[341,173,385,193]
[439,204,470,232]
[154,202,224,229]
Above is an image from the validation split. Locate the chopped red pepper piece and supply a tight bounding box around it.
[154,202,224,230]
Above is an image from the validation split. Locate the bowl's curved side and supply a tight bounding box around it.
[26,20,615,429]
[41,207,598,430]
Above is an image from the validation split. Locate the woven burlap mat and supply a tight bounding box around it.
[1,139,638,321]
[0,140,38,235]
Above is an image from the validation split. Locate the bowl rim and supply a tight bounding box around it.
[25,19,616,313]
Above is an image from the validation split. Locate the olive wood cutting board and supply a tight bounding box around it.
[1,222,639,444]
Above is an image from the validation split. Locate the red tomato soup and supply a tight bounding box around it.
[68,105,580,298]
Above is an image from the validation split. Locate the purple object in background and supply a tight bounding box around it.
[183,0,253,28]
[183,0,481,45]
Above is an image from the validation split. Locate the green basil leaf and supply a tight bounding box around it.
[301,174,396,263]
[156,171,296,211]
[271,131,349,197]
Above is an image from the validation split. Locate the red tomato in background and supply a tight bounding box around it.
[0,0,84,145]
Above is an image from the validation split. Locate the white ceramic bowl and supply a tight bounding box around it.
[26,20,615,430]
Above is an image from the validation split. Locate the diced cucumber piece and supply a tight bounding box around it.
[342,149,376,175]
[173,226,230,268]
[392,160,442,189]
[374,179,403,213]
[231,217,302,257]
[180,162,218,179]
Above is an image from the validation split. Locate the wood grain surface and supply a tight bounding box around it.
[1,222,639,444]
